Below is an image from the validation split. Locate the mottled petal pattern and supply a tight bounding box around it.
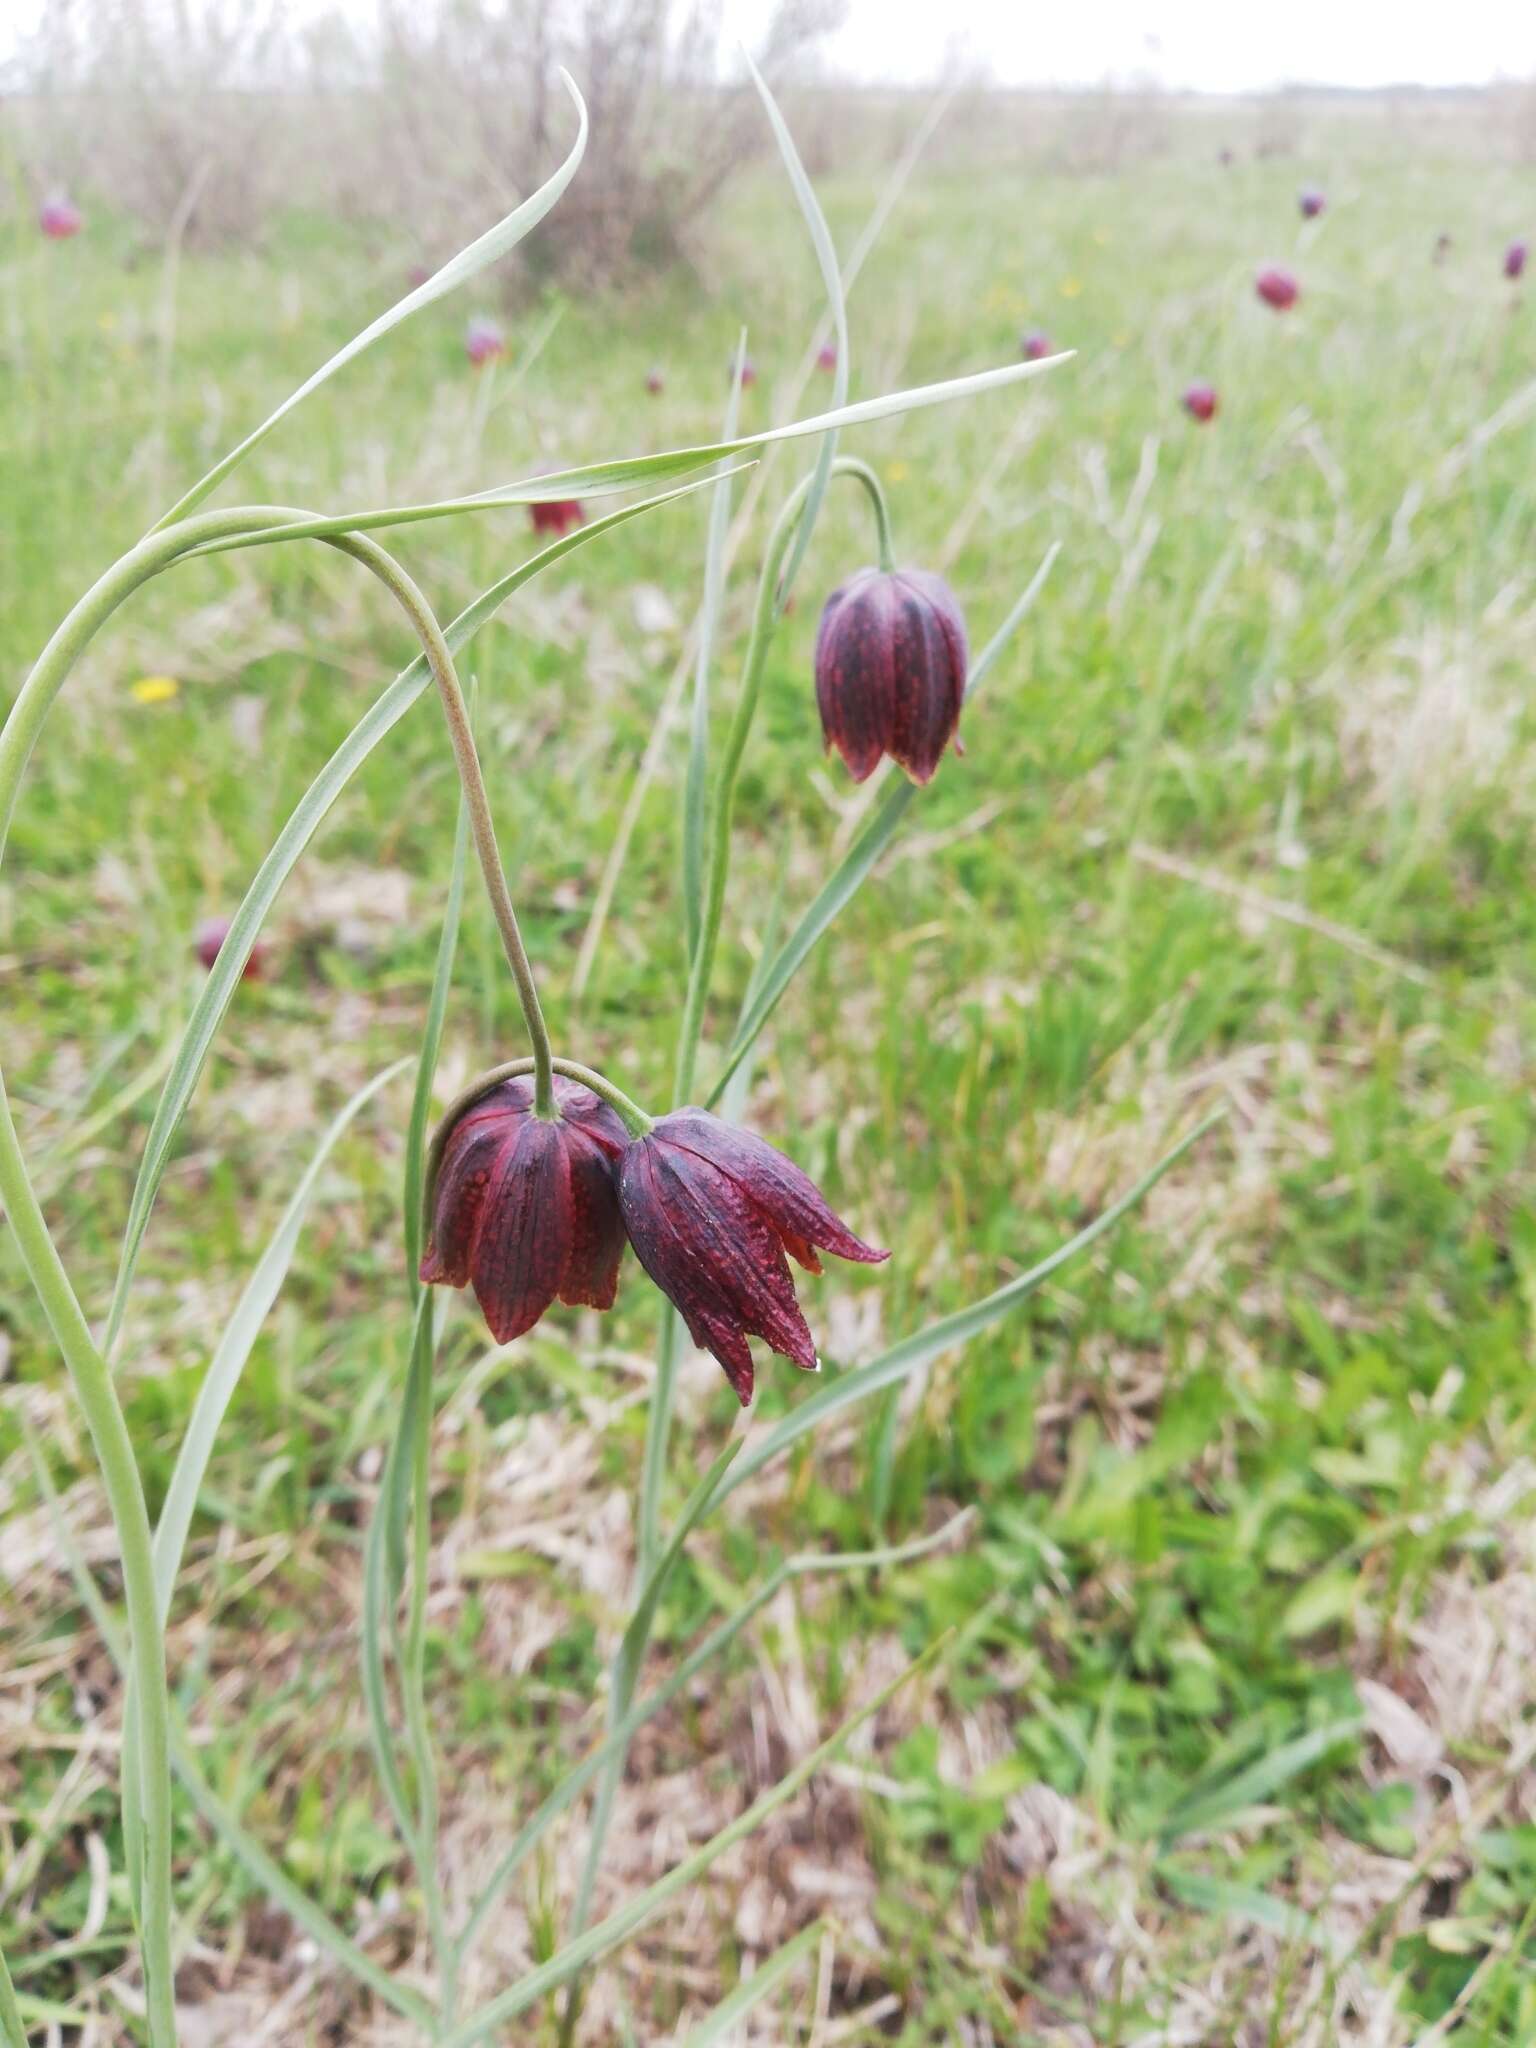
[617,1108,888,1407]
[814,567,968,786]
[421,1075,628,1341]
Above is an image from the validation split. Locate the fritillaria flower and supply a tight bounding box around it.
[616,1108,887,1405]
[1020,329,1052,361]
[814,567,969,785]
[194,916,267,980]
[816,341,837,371]
[1255,265,1299,311]
[421,1077,628,1343]
[465,317,505,366]
[733,356,757,388]
[1506,239,1528,281]
[1183,382,1218,423]
[1298,188,1325,219]
[645,367,664,394]
[529,496,584,538]
[39,196,82,240]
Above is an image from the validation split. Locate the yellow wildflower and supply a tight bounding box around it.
[130,675,180,705]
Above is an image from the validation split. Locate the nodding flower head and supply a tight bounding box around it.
[1255,266,1299,311]
[1505,239,1528,281]
[1298,187,1325,219]
[732,356,757,389]
[645,366,664,394]
[465,317,505,366]
[1182,381,1218,423]
[39,196,82,240]
[194,916,266,981]
[616,1108,888,1406]
[816,341,837,371]
[421,1076,628,1344]
[814,567,969,786]
[1020,328,1052,361]
[530,495,584,538]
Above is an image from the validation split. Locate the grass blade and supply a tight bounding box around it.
[707,545,1060,1106]
[104,469,732,1354]
[152,73,587,528]
[0,1945,25,2048]
[716,1109,1223,1506]
[152,1056,410,1620]
[171,353,1073,557]
[743,47,848,603]
[442,1642,941,2045]
[679,1919,825,2045]
[1153,1718,1363,1844]
[405,786,470,1296]
[683,335,747,960]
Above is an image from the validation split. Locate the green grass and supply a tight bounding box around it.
[4,100,1536,2042]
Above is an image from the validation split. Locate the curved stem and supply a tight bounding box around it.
[329,534,557,1120]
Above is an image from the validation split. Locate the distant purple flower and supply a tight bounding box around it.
[407,261,433,288]
[1218,147,1235,168]
[732,356,757,389]
[530,497,584,538]
[1020,329,1052,362]
[1298,188,1326,220]
[194,917,266,981]
[39,196,82,240]
[1182,382,1218,423]
[465,318,505,366]
[1505,239,1528,281]
[645,366,664,394]
[816,341,837,371]
[1255,266,1299,311]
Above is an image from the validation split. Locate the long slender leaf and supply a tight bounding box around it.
[442,1642,941,2046]
[1153,1718,1363,1844]
[172,352,1073,558]
[404,786,470,1294]
[707,544,1061,1106]
[104,469,734,1355]
[152,1057,409,1620]
[19,1422,436,2029]
[743,48,848,604]
[153,74,587,528]
[0,1944,25,2048]
[454,1511,971,1968]
[683,335,747,959]
[1156,1863,1333,1947]
[679,1919,825,2046]
[716,1110,1224,1506]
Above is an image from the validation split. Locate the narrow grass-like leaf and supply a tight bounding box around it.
[152,74,587,528]
[1156,1863,1333,1947]
[708,545,1060,1106]
[454,1511,970,1969]
[1152,1717,1363,1844]
[743,49,848,604]
[405,788,470,1294]
[442,1641,941,2046]
[679,1919,825,2045]
[683,336,747,959]
[173,354,1073,557]
[716,1109,1223,1505]
[0,1945,25,2048]
[104,471,732,1355]
[19,1422,436,2028]
[151,1057,409,1620]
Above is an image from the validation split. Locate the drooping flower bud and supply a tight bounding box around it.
[732,356,757,389]
[465,317,505,366]
[1506,239,1528,281]
[616,1108,887,1406]
[529,496,584,538]
[194,916,267,980]
[1020,328,1052,361]
[814,567,969,785]
[1182,382,1218,423]
[816,341,837,372]
[1298,188,1325,219]
[39,196,82,240]
[421,1076,628,1343]
[645,366,664,394]
[1255,266,1299,311]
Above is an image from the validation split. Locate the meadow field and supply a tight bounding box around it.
[4,87,1536,2045]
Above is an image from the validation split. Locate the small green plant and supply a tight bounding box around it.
[0,65,1213,2046]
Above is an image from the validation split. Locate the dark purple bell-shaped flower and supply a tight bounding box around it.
[39,196,82,240]
[1506,239,1528,281]
[1183,382,1218,423]
[617,1108,887,1406]
[1021,328,1052,361]
[814,567,969,785]
[1255,266,1299,311]
[1298,188,1325,219]
[422,1076,628,1343]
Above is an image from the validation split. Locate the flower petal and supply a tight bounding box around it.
[660,1109,888,1268]
[556,1122,626,1311]
[816,569,895,784]
[470,1116,572,1343]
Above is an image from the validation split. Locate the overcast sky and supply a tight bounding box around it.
[726,0,1536,92]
